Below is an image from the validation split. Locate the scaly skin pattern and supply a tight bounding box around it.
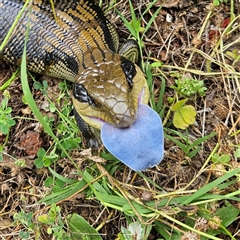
[0,0,149,130]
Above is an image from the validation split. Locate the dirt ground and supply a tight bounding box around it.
[0,0,240,239]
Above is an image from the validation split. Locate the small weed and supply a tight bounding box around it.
[34,147,59,168]
[44,176,66,192]
[14,204,70,239]
[33,80,48,95]
[0,90,16,161]
[211,153,231,164]
[165,129,216,158]
[13,210,38,240]
[116,0,161,66]
[0,90,16,135]
[167,73,207,129]
[59,135,81,157]
[38,204,70,239]
[170,74,207,98]
[15,158,27,167]
[32,78,81,154]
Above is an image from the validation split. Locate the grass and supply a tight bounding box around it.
[0,0,240,239]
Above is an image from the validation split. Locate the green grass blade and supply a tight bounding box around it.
[38,180,87,205]
[188,132,216,150]
[48,167,79,184]
[143,5,161,37]
[0,0,31,51]
[187,146,201,158]
[0,69,19,91]
[145,62,155,109]
[115,9,137,38]
[156,76,166,112]
[83,170,109,194]
[164,133,188,152]
[142,0,158,16]
[128,0,137,24]
[182,168,240,205]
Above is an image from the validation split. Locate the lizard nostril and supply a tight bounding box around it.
[114,116,121,126]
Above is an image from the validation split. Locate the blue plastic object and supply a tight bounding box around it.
[101,104,164,171]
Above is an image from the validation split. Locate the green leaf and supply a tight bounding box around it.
[212,153,231,164]
[213,0,220,6]
[187,132,216,150]
[234,148,240,158]
[173,110,189,129]
[173,105,196,129]
[68,213,103,240]
[37,147,46,157]
[216,204,240,227]
[151,62,162,68]
[130,19,144,33]
[180,105,196,124]
[38,214,49,224]
[8,118,16,127]
[44,177,54,187]
[19,231,30,239]
[34,157,44,168]
[47,227,52,235]
[4,107,12,114]
[142,1,161,37]
[164,133,188,152]
[1,98,7,108]
[22,95,28,105]
[0,124,9,135]
[170,99,188,111]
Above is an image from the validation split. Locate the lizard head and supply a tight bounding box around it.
[72,51,149,130]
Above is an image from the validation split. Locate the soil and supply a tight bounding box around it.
[0,0,240,239]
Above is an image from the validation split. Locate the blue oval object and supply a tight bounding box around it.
[101,104,164,171]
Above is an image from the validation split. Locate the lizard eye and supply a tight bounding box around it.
[73,83,97,107]
[121,58,136,90]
